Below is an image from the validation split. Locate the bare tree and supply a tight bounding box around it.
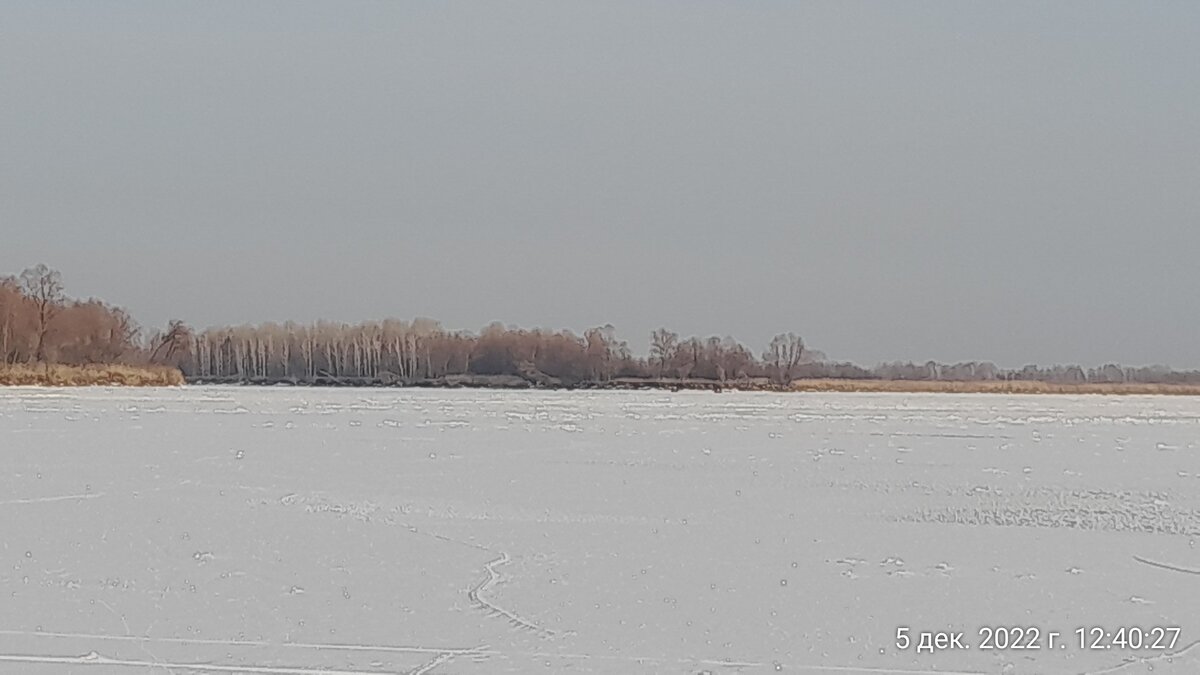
[0,277,25,364]
[765,332,807,385]
[19,264,64,363]
[151,320,193,365]
[584,324,618,381]
[649,328,679,378]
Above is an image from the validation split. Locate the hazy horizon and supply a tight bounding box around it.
[3,2,1198,368]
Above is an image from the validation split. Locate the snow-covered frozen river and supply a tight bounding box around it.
[2,387,1199,674]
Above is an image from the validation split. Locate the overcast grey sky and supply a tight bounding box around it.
[2,2,1198,367]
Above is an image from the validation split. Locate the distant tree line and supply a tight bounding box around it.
[166,319,1200,387]
[4,265,1200,387]
[166,321,818,386]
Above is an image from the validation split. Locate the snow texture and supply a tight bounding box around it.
[2,387,1199,674]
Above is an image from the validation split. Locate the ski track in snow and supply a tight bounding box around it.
[280,490,565,644]
[467,551,559,640]
[0,651,399,674]
[405,650,457,675]
[1131,555,1200,576]
[0,492,105,506]
[0,630,485,656]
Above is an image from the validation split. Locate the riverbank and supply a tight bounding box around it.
[0,364,185,387]
[181,374,1200,395]
[787,378,1200,395]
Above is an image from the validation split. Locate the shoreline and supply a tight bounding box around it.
[3,367,1199,395]
[182,375,1200,396]
[785,378,1200,396]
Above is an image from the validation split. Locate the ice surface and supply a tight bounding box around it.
[2,388,1199,673]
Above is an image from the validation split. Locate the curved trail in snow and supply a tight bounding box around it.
[467,552,558,640]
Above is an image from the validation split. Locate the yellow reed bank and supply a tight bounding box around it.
[0,364,185,387]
